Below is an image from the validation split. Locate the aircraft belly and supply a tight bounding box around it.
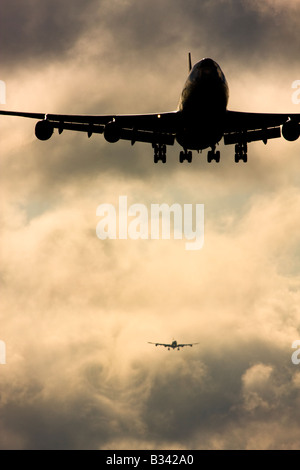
[176,116,224,150]
[177,79,227,150]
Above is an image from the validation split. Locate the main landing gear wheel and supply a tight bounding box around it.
[153,143,167,163]
[179,149,192,163]
[234,143,248,163]
[207,147,220,163]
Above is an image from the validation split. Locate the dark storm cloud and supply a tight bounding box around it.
[0,0,99,67]
[88,0,300,66]
[2,0,300,70]
[184,0,300,64]
[1,340,300,449]
[142,340,295,447]
[0,391,118,449]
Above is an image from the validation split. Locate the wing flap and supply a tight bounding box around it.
[51,121,175,144]
[48,111,180,134]
[52,121,105,136]
[224,126,281,145]
[225,110,300,133]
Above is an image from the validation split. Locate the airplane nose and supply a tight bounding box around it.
[198,58,219,78]
[202,66,212,75]
[200,58,216,68]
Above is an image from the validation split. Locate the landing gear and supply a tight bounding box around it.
[207,146,220,163]
[179,149,192,163]
[153,143,167,163]
[234,143,247,163]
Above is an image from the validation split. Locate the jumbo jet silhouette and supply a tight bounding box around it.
[148,340,199,351]
[1,53,300,163]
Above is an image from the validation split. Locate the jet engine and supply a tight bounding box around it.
[104,121,121,143]
[282,120,300,141]
[35,120,54,140]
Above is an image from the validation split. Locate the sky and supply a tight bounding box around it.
[1,0,300,450]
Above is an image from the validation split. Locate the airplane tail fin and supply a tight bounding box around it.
[188,52,192,72]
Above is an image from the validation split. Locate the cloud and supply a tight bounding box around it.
[244,0,300,15]
[1,0,300,450]
[1,171,300,449]
[0,0,100,68]
[241,363,276,411]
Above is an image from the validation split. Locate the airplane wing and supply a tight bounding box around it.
[177,343,199,348]
[148,342,171,348]
[223,110,300,145]
[0,109,180,146]
[3,108,300,163]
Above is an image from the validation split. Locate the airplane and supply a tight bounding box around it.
[1,53,300,164]
[148,340,199,351]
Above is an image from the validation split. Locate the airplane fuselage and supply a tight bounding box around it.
[176,58,229,150]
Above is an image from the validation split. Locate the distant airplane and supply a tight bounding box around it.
[148,340,199,351]
[1,53,300,164]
